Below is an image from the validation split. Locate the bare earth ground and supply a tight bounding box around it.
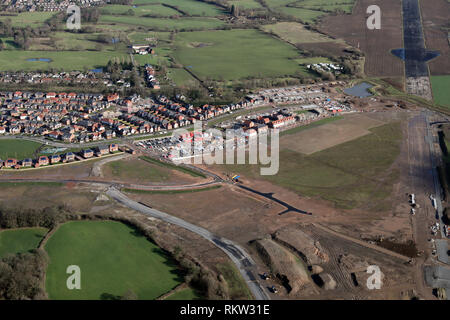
[281,113,386,154]
[421,0,450,76]
[319,0,404,77]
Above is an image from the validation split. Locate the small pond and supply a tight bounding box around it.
[27,58,52,62]
[344,82,373,98]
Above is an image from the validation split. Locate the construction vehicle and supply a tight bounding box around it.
[231,174,242,183]
[261,272,270,280]
[410,194,415,206]
[432,198,437,210]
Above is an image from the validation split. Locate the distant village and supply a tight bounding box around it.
[1,0,105,12]
[0,70,131,89]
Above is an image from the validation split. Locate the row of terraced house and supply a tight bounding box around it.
[0,70,131,89]
[0,143,119,170]
[0,90,255,142]
[0,91,123,142]
[4,0,105,12]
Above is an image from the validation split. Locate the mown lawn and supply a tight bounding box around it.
[0,228,48,258]
[174,29,303,81]
[45,220,184,300]
[0,139,42,159]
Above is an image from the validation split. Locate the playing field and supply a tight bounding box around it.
[0,50,128,71]
[0,227,48,258]
[174,29,303,81]
[45,220,184,300]
[0,139,42,160]
[431,75,450,108]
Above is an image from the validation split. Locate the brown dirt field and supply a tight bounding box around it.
[125,184,290,244]
[421,0,450,76]
[280,113,386,154]
[0,184,97,212]
[319,0,404,77]
[292,223,416,299]
[0,160,96,180]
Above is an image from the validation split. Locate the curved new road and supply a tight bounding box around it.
[106,186,270,300]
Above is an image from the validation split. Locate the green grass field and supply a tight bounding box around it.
[105,158,173,182]
[0,50,128,71]
[0,12,56,27]
[431,75,450,108]
[264,0,355,23]
[139,156,206,178]
[101,4,180,17]
[165,287,203,300]
[0,139,42,159]
[290,0,355,13]
[132,0,224,16]
[227,0,263,9]
[261,22,337,44]
[99,15,224,30]
[0,227,48,258]
[168,68,197,86]
[45,220,184,300]
[220,122,402,210]
[174,29,303,81]
[277,7,326,23]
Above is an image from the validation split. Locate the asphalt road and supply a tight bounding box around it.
[106,186,270,300]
